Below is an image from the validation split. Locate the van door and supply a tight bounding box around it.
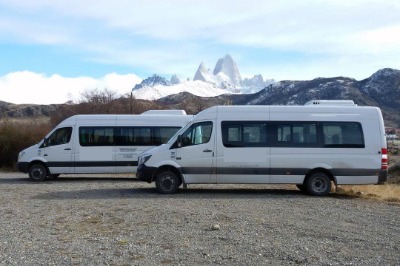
[216,121,270,183]
[76,127,115,173]
[41,127,74,174]
[175,121,214,183]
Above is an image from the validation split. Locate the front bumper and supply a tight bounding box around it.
[136,163,157,183]
[17,162,30,173]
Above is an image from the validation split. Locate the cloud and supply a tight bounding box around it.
[0,0,400,81]
[0,71,142,104]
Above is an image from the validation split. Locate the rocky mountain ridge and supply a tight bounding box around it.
[157,68,400,127]
[132,54,274,99]
[1,68,399,127]
[0,101,59,118]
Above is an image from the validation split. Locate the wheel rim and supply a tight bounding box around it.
[160,175,175,192]
[31,167,45,180]
[311,176,328,193]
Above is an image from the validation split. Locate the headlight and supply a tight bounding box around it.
[18,151,25,161]
[138,154,152,165]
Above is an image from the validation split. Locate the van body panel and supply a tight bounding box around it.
[18,111,193,177]
[215,106,271,184]
[137,103,388,192]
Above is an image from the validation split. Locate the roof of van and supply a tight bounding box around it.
[191,102,381,121]
[304,100,357,106]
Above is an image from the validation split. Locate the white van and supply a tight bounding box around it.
[136,101,388,196]
[17,110,193,181]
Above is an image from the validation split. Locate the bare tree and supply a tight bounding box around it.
[80,88,119,114]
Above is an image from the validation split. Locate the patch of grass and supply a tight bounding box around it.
[336,184,400,203]
[116,239,129,245]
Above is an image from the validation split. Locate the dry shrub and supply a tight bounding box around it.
[0,119,51,169]
[337,184,400,203]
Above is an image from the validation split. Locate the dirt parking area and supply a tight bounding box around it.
[0,173,399,265]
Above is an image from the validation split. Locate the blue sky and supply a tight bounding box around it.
[1,0,400,104]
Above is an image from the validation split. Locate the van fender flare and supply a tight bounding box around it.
[306,163,337,185]
[152,160,184,183]
[28,157,49,167]
[27,159,50,175]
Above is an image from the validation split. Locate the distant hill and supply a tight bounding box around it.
[0,101,60,118]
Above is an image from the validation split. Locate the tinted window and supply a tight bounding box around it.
[181,122,213,147]
[44,127,72,147]
[222,122,267,147]
[322,122,364,148]
[221,121,364,148]
[273,122,317,146]
[79,127,181,146]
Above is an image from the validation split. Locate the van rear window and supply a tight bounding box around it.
[322,122,364,148]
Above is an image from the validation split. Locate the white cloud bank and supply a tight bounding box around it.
[1,0,400,80]
[0,71,142,104]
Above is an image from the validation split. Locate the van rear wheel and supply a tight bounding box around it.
[28,164,47,182]
[305,172,331,196]
[155,171,180,194]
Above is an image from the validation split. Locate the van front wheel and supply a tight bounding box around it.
[155,171,180,194]
[28,164,47,182]
[305,172,331,196]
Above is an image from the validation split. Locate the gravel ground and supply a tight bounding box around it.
[0,173,399,265]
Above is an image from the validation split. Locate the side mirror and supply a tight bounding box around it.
[177,135,182,148]
[39,138,47,148]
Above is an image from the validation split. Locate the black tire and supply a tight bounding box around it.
[28,164,48,182]
[155,171,180,194]
[305,172,331,196]
[49,174,60,179]
[296,184,307,193]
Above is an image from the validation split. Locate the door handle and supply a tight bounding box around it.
[64,148,71,151]
[203,149,212,153]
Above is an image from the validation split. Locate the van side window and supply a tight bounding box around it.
[322,122,364,148]
[153,127,179,145]
[80,126,181,146]
[222,121,267,147]
[45,127,72,147]
[273,122,318,146]
[181,122,213,147]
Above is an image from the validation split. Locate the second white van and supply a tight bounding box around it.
[17,110,193,181]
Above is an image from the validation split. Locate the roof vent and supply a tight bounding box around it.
[305,100,357,106]
[140,110,187,115]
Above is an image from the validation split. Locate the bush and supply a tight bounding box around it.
[0,119,50,169]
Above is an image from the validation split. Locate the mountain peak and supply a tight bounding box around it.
[213,54,242,86]
[133,74,170,90]
[193,62,215,83]
[370,68,400,80]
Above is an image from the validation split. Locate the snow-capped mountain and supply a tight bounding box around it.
[193,62,216,84]
[132,80,229,101]
[156,68,400,127]
[212,54,242,87]
[133,74,170,90]
[132,54,274,100]
[242,74,275,94]
[193,55,242,93]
